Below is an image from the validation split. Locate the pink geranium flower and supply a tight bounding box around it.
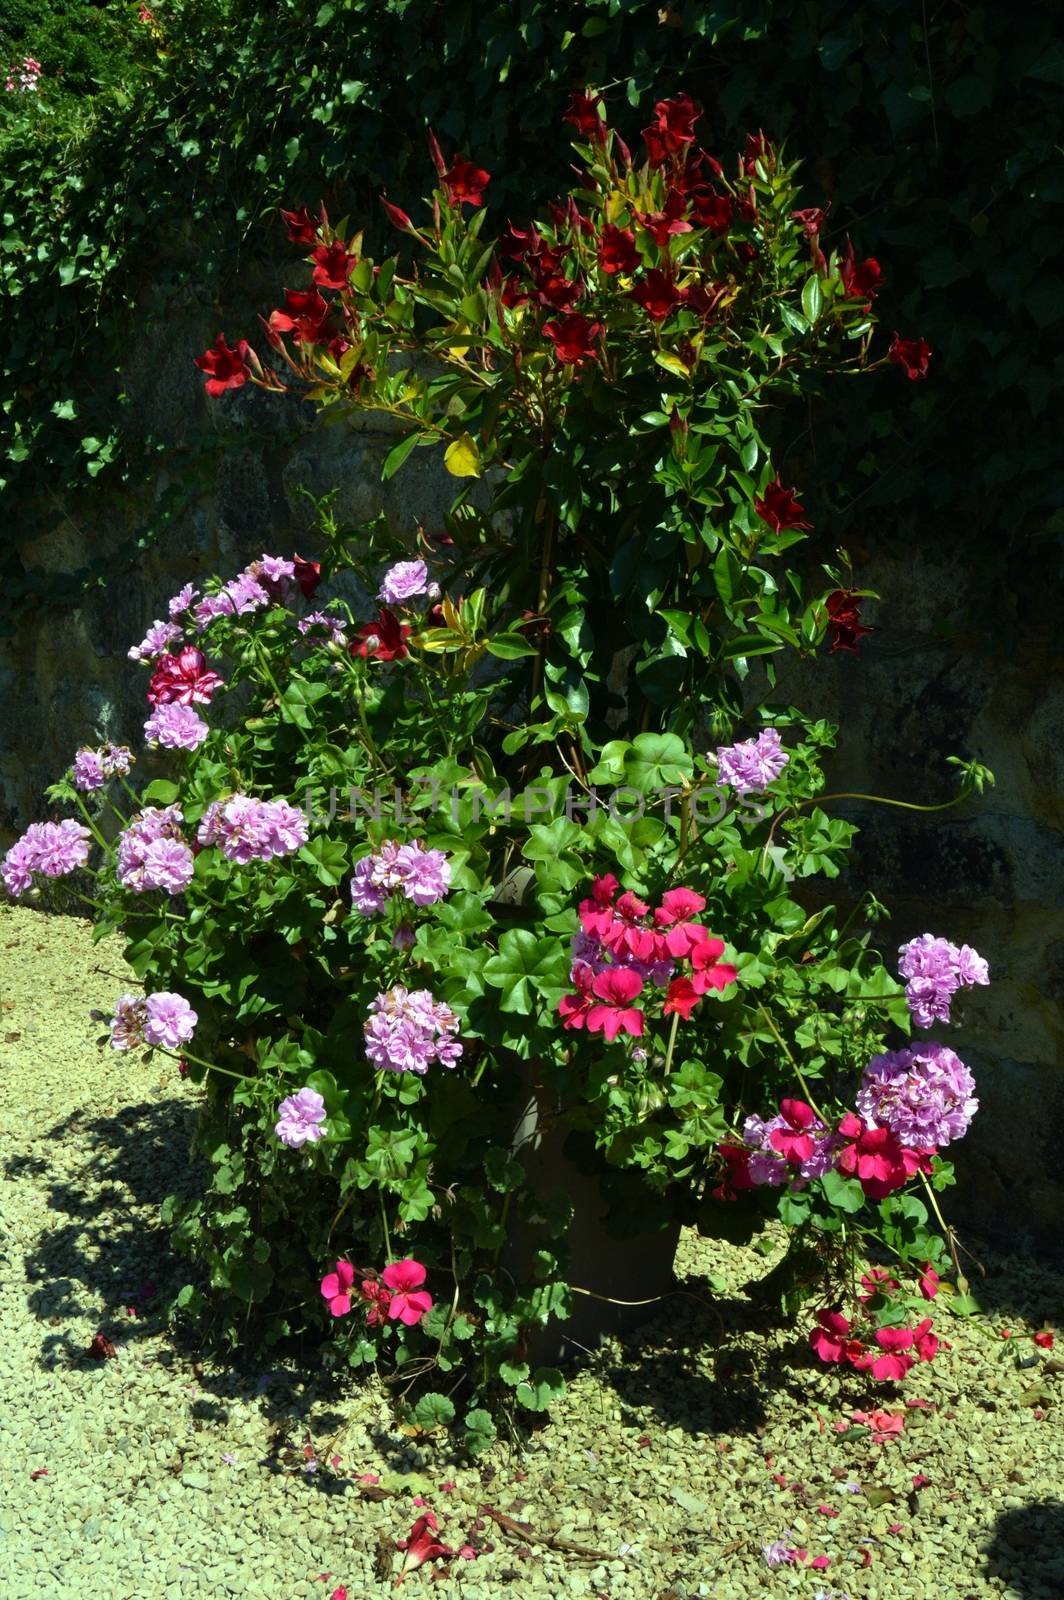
[396,1510,453,1584]
[320,1261,355,1318]
[586,966,645,1040]
[769,1098,817,1162]
[381,1259,433,1325]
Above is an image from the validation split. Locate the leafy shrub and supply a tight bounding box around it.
[7,94,994,1438]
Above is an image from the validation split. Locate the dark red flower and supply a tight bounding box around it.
[563,91,605,140]
[311,241,356,290]
[499,274,532,309]
[688,188,733,234]
[499,221,539,260]
[597,223,639,276]
[663,977,701,1020]
[682,282,726,321]
[743,130,775,174]
[147,646,224,707]
[734,241,758,266]
[194,334,250,396]
[535,273,584,312]
[792,206,829,238]
[835,1113,931,1200]
[351,609,410,662]
[825,588,874,655]
[839,239,883,304]
[630,268,683,322]
[293,554,322,599]
[755,475,812,533]
[380,197,418,237]
[637,188,693,247]
[279,205,319,246]
[642,93,702,166]
[712,1142,755,1200]
[542,314,603,365]
[267,288,332,346]
[443,157,490,208]
[889,332,932,381]
[87,1333,118,1360]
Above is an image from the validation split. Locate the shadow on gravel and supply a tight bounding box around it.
[984,1500,1064,1596]
[13,1095,202,1366]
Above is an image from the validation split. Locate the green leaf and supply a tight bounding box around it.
[515,1365,566,1412]
[821,1171,865,1213]
[801,275,822,324]
[413,1392,455,1430]
[480,929,569,1014]
[462,1408,497,1454]
[297,835,348,886]
[381,430,422,481]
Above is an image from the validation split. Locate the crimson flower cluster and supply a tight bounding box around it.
[558,875,738,1040]
[811,1265,945,1381]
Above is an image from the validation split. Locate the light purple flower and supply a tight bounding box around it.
[110,994,147,1050]
[73,749,106,791]
[246,555,295,601]
[857,1042,978,1148]
[275,1087,328,1147]
[117,805,188,892]
[741,1108,840,1188]
[167,583,199,619]
[762,1540,797,1568]
[101,745,133,778]
[296,610,348,647]
[144,703,210,751]
[2,834,39,896]
[378,559,430,606]
[129,620,184,662]
[898,933,990,1028]
[715,728,790,796]
[349,840,451,915]
[141,837,196,894]
[197,794,308,863]
[143,992,198,1050]
[364,986,462,1074]
[18,820,92,880]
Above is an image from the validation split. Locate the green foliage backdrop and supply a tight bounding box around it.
[1,0,1061,630]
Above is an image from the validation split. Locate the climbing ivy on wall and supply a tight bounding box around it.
[1,0,1061,633]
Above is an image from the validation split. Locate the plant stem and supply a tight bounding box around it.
[158,1045,248,1083]
[917,1170,968,1292]
[662,1010,681,1076]
[378,1187,394,1264]
[72,791,110,852]
[797,786,974,816]
[756,1003,826,1121]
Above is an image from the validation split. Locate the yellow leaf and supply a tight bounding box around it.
[443,432,482,478]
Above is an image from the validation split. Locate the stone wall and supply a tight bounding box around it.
[2,303,1061,1253]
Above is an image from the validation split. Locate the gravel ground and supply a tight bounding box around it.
[1,901,1062,1600]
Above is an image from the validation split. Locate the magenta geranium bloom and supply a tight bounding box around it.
[321,1260,355,1317]
[381,1259,433,1325]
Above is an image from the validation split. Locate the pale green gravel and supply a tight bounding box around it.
[1,902,1062,1600]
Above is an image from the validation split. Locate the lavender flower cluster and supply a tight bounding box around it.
[197,795,308,864]
[275,1087,328,1148]
[350,840,451,914]
[377,558,437,606]
[192,555,297,631]
[143,703,209,752]
[364,986,463,1075]
[857,1043,978,1149]
[1,820,92,897]
[73,744,134,793]
[898,933,990,1028]
[110,991,198,1051]
[715,727,790,797]
[570,927,673,989]
[117,805,195,894]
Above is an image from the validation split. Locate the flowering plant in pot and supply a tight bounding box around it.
[8,90,988,1444]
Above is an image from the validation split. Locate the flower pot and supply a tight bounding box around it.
[506,1068,681,1365]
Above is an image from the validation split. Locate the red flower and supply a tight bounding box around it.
[559,964,594,1030]
[542,314,603,366]
[267,288,332,346]
[600,889,658,963]
[563,90,605,140]
[381,1259,433,1326]
[194,334,250,396]
[293,553,322,599]
[889,332,932,380]
[682,282,726,322]
[690,937,738,994]
[810,1309,852,1364]
[825,588,873,655]
[663,977,700,1020]
[653,887,707,957]
[688,189,733,234]
[147,646,224,707]
[87,1332,118,1360]
[380,197,420,238]
[918,1264,940,1301]
[443,157,490,208]
[755,475,811,533]
[397,1511,453,1585]
[642,93,702,166]
[1034,1330,1055,1350]
[500,274,532,309]
[637,188,692,247]
[743,130,775,174]
[535,273,584,312]
[311,241,356,290]
[352,608,410,662]
[835,1113,928,1200]
[713,1142,755,1199]
[499,220,538,260]
[769,1098,817,1162]
[630,268,683,322]
[792,206,829,238]
[279,205,319,245]
[597,223,640,276]
[839,239,883,304]
[586,967,645,1041]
